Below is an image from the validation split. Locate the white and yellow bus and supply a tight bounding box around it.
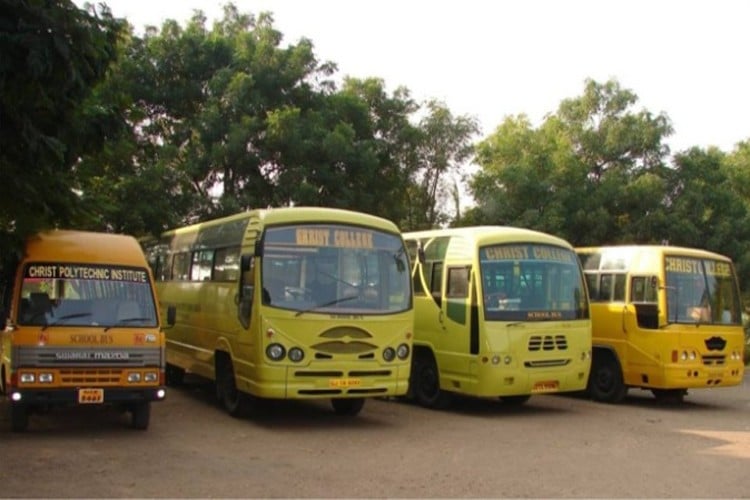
[403,227,591,408]
[0,230,166,432]
[143,207,413,417]
[576,245,745,403]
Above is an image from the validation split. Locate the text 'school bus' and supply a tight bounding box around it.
[142,207,413,417]
[576,245,746,404]
[0,231,166,432]
[403,227,591,409]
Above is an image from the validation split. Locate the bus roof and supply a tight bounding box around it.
[403,226,575,249]
[162,206,402,238]
[575,245,732,262]
[24,230,148,266]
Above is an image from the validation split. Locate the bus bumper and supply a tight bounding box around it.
[6,386,167,407]
[655,363,745,389]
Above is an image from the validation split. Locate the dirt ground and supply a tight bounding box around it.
[0,374,748,498]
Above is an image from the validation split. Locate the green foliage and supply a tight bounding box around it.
[0,0,124,250]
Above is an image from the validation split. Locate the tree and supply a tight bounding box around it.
[0,0,124,250]
[467,78,673,244]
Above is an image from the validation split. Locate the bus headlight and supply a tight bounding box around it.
[266,343,286,361]
[288,347,304,363]
[20,373,35,383]
[680,351,688,361]
[396,343,410,360]
[39,373,54,383]
[383,347,396,362]
[688,351,696,361]
[144,372,158,383]
[128,373,142,383]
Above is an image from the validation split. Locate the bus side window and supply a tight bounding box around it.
[237,255,254,329]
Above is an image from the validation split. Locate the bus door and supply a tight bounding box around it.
[622,274,661,384]
[440,265,473,379]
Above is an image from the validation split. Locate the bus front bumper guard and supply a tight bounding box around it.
[6,386,167,406]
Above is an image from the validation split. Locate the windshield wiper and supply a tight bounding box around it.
[104,317,152,332]
[295,295,358,317]
[41,312,93,331]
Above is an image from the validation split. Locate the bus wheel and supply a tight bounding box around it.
[588,355,627,404]
[411,353,452,409]
[331,398,365,416]
[217,359,249,417]
[500,395,531,406]
[131,402,151,430]
[651,389,686,405]
[166,363,185,386]
[10,404,29,432]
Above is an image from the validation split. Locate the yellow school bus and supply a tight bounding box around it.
[0,230,166,432]
[576,245,745,403]
[143,207,413,417]
[403,227,591,408]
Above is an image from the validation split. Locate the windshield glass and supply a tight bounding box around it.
[665,256,741,325]
[261,224,411,315]
[480,243,588,321]
[17,263,158,328]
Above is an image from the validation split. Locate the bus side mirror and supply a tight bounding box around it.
[166,305,176,327]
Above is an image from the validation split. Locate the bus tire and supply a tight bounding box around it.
[331,398,365,416]
[10,404,29,432]
[216,356,250,418]
[131,402,151,430]
[588,352,627,403]
[411,352,452,409]
[500,395,531,406]
[651,389,686,405]
[166,363,185,386]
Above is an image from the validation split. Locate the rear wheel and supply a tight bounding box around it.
[131,402,151,430]
[411,352,452,409]
[10,404,29,432]
[588,352,627,403]
[500,395,531,406]
[331,398,365,416]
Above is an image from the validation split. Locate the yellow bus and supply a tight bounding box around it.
[143,207,413,417]
[403,227,591,408]
[576,245,746,403]
[0,230,166,432]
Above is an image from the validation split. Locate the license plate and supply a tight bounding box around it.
[78,388,104,404]
[329,378,361,388]
[532,380,559,393]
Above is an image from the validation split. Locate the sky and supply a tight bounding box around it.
[77,0,750,155]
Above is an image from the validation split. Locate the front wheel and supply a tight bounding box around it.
[331,398,365,416]
[411,353,452,409]
[217,358,251,417]
[131,402,151,430]
[588,354,627,404]
[10,404,29,432]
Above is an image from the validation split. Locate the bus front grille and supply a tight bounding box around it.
[528,335,568,351]
[59,369,123,385]
[702,355,725,366]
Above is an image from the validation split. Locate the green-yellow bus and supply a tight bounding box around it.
[403,227,591,408]
[143,207,413,417]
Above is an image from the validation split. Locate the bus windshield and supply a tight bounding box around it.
[261,224,411,315]
[479,243,588,321]
[664,256,741,325]
[17,263,158,328]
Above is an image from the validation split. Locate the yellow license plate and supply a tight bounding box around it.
[329,378,361,388]
[532,380,559,393]
[78,388,104,404]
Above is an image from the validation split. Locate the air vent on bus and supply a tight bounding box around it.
[527,335,568,351]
